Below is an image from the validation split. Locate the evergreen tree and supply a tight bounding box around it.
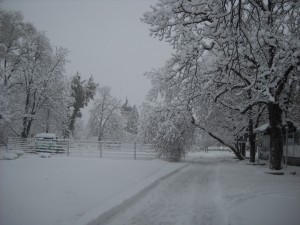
[67,72,97,137]
[125,105,139,135]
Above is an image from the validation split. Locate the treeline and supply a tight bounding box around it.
[0,10,140,143]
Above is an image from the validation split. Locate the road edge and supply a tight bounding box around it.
[74,162,189,225]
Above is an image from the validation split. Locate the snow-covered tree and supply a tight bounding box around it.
[0,10,69,138]
[145,67,248,160]
[105,113,124,141]
[67,72,98,137]
[125,105,139,135]
[139,102,195,161]
[89,86,121,141]
[143,0,300,170]
[32,76,72,136]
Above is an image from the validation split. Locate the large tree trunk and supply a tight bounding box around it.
[248,117,256,163]
[230,145,244,160]
[194,123,245,160]
[98,128,104,141]
[21,119,28,138]
[68,111,77,137]
[236,141,246,158]
[208,131,244,160]
[241,142,246,158]
[45,109,50,133]
[21,118,33,138]
[246,92,256,163]
[268,103,283,170]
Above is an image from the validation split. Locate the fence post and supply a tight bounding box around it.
[67,139,70,156]
[134,142,137,160]
[100,142,102,158]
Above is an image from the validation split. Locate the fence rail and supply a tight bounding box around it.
[7,137,156,160]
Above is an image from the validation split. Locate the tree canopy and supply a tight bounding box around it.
[0,10,69,139]
[142,0,300,169]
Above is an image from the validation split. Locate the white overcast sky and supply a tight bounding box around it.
[2,0,172,108]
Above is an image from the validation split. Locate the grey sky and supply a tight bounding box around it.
[2,0,172,108]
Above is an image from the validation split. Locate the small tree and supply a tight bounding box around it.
[139,103,195,161]
[125,105,139,135]
[106,113,124,141]
[89,86,121,141]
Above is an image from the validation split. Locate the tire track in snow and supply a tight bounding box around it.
[101,159,228,225]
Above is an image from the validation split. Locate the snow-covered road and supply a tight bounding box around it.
[101,154,300,225]
[103,158,228,225]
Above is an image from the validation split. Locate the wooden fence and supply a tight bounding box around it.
[7,137,156,160]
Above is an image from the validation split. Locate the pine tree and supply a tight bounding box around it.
[125,105,139,135]
[67,72,97,137]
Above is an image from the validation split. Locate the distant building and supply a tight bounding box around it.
[254,122,300,166]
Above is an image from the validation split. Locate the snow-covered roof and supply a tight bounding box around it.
[286,118,299,130]
[34,133,57,138]
[254,123,270,133]
[254,122,299,133]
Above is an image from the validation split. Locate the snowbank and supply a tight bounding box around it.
[0,155,186,225]
[34,133,57,138]
[217,155,300,225]
[0,152,18,160]
[0,149,24,159]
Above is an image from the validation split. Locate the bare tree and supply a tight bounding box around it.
[89,86,121,141]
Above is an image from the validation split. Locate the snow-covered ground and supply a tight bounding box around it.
[0,154,185,225]
[1,151,300,225]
